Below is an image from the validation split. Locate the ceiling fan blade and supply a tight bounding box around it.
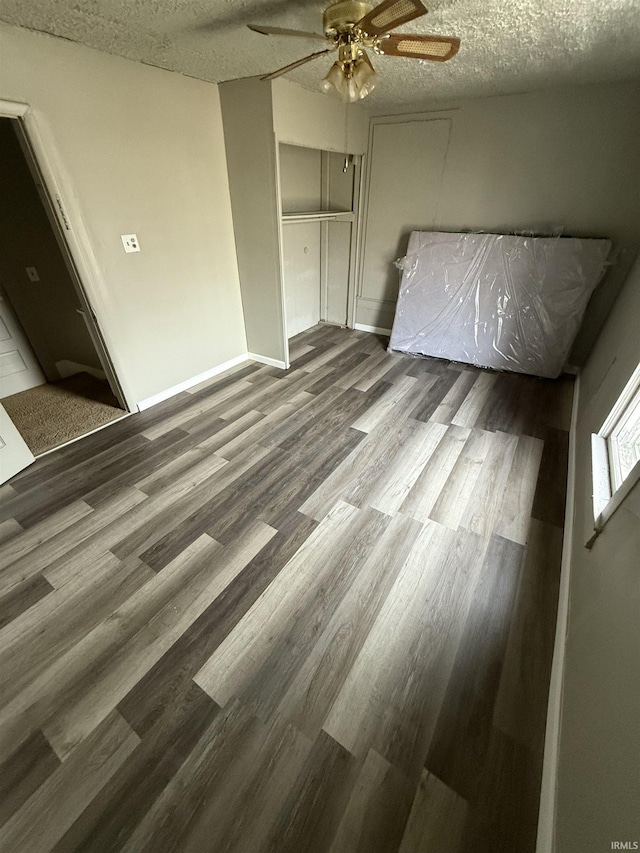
[248,24,327,41]
[378,32,460,61]
[261,48,333,81]
[356,0,428,37]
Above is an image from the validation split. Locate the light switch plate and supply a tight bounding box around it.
[121,234,140,253]
[25,266,40,282]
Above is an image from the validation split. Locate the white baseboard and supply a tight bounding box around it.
[248,352,287,370]
[136,354,249,411]
[536,372,580,853]
[56,360,106,381]
[354,323,393,336]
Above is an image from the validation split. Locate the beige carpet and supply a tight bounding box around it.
[2,372,125,455]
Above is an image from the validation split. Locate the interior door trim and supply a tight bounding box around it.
[0,98,135,411]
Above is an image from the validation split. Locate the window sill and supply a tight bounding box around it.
[588,443,640,549]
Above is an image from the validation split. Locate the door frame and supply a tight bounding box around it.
[354,112,454,334]
[0,99,135,411]
[273,138,291,369]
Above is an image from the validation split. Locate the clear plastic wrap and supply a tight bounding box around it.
[388,231,611,378]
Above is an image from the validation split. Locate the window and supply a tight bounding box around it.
[607,384,640,492]
[591,363,640,539]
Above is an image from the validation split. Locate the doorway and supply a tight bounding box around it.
[0,116,126,458]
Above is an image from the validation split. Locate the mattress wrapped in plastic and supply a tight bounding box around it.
[389,231,611,378]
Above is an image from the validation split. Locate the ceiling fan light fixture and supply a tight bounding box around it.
[321,61,346,95]
[352,55,377,97]
[321,56,376,102]
[250,0,458,98]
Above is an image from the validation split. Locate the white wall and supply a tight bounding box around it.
[279,144,323,214]
[361,81,640,360]
[272,78,368,155]
[553,256,640,851]
[0,22,247,405]
[219,77,287,365]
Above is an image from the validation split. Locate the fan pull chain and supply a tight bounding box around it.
[343,102,350,172]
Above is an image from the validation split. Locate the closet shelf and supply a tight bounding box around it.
[281,210,354,223]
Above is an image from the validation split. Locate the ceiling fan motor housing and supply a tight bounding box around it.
[323,0,373,35]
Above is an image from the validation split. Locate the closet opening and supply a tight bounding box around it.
[279,143,360,345]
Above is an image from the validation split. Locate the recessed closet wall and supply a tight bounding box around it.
[280,143,358,338]
[219,76,368,367]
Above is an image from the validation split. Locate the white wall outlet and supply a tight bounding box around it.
[121,234,140,253]
[25,266,40,282]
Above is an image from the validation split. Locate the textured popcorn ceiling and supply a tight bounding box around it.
[1,0,640,110]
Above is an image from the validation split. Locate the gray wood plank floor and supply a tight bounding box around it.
[0,325,572,852]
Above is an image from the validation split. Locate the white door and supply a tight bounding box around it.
[0,286,46,399]
[359,118,452,330]
[283,221,321,338]
[0,402,35,484]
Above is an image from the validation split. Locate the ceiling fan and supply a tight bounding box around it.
[248,0,460,103]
